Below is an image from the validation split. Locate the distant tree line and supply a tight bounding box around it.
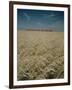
[26,29,53,32]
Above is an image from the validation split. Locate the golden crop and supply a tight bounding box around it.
[17,30,64,80]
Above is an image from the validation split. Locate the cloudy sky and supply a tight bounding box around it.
[17,9,64,32]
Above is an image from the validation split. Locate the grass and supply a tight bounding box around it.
[17,30,64,80]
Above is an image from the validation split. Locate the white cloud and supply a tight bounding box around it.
[37,22,42,25]
[42,13,56,19]
[23,13,30,21]
[49,13,55,17]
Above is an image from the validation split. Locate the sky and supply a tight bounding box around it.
[17,9,64,32]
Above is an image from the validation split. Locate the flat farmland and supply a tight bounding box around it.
[17,30,64,80]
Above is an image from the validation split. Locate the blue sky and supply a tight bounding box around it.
[17,9,64,32]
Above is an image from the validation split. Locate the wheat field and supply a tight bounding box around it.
[17,30,64,80]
